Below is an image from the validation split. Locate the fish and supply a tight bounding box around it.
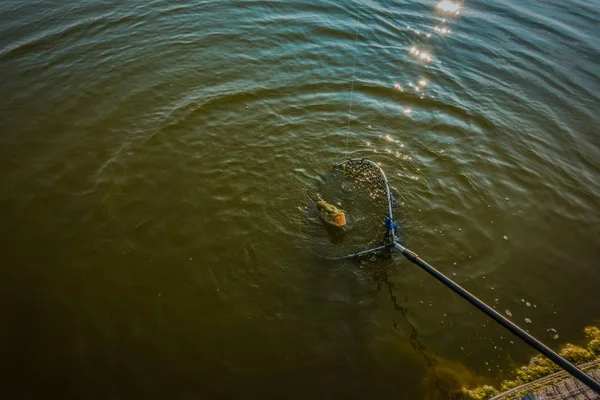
[315,198,346,228]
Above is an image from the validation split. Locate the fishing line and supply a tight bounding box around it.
[345,2,363,155]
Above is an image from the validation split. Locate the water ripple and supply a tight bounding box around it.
[1,0,600,398]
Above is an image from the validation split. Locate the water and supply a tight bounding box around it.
[1,0,599,398]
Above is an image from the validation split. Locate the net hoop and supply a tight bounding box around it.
[309,158,397,260]
[333,158,394,222]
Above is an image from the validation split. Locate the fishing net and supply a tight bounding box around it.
[304,158,396,259]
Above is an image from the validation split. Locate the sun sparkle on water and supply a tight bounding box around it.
[437,0,460,13]
[409,47,432,62]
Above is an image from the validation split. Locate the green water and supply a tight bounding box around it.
[1,0,599,398]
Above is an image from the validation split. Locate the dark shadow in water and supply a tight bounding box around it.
[364,256,438,369]
[365,253,477,399]
[322,221,347,244]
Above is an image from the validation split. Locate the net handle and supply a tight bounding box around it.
[392,239,600,394]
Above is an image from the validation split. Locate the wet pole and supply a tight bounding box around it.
[392,241,600,395]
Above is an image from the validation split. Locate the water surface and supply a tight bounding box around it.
[1,0,599,398]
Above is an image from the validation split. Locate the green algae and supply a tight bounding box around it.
[463,325,600,400]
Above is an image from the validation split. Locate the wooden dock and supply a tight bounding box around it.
[491,360,600,399]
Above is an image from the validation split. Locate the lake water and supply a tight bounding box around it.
[1,0,599,398]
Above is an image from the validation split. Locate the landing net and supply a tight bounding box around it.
[304,158,396,259]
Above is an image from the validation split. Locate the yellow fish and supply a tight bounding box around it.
[315,199,346,228]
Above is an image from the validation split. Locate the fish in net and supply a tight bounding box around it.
[304,158,396,260]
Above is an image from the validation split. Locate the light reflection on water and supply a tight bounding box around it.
[437,0,461,15]
[409,46,434,62]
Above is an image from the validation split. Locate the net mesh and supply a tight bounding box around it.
[304,158,395,259]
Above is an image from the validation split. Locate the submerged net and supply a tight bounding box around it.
[304,158,396,259]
